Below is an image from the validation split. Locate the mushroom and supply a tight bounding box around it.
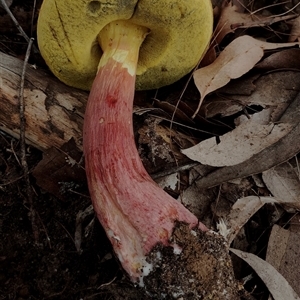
[37,0,214,288]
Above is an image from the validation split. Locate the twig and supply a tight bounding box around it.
[8,139,21,166]
[295,155,300,181]
[19,38,40,241]
[30,0,37,37]
[36,210,52,249]
[0,0,39,53]
[97,276,117,289]
[75,205,94,253]
[151,162,199,180]
[231,14,297,30]
[55,219,76,245]
[19,39,33,175]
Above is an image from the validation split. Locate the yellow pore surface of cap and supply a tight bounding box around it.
[37,0,213,91]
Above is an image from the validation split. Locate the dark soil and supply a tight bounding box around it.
[0,131,146,299]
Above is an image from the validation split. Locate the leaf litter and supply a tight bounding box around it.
[192,35,300,117]
[182,110,293,167]
[182,1,300,298]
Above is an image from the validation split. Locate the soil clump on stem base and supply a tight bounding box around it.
[144,222,241,299]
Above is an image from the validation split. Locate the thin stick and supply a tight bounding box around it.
[19,38,39,241]
[30,0,37,38]
[19,39,33,174]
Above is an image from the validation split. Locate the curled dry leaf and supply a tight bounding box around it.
[262,162,300,210]
[224,196,277,244]
[266,225,300,297]
[181,111,293,167]
[194,35,263,117]
[230,248,300,300]
[187,113,300,189]
[219,194,300,245]
[193,35,299,118]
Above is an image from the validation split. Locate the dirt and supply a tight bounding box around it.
[0,133,142,299]
[144,223,242,299]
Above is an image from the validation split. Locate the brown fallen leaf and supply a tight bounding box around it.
[289,16,300,42]
[182,110,292,167]
[152,99,196,125]
[266,225,300,298]
[214,2,296,45]
[230,248,300,300]
[262,162,300,210]
[193,35,299,118]
[221,196,276,244]
[32,138,86,200]
[214,3,249,44]
[203,70,300,119]
[255,48,300,70]
[218,194,298,245]
[231,0,245,13]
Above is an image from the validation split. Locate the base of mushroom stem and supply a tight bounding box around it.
[138,222,242,299]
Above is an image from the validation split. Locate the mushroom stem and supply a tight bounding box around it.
[83,21,206,282]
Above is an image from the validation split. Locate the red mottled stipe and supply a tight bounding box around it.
[83,21,207,282]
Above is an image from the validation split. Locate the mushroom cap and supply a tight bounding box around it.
[37,0,213,91]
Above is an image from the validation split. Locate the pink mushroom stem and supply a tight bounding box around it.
[83,20,207,282]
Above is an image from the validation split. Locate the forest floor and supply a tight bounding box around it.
[1,0,300,299]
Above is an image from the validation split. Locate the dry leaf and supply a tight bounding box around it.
[155,173,178,191]
[224,196,276,244]
[214,3,296,45]
[289,16,300,42]
[214,4,245,44]
[231,0,245,13]
[212,73,258,96]
[185,90,300,189]
[181,111,293,167]
[181,184,217,221]
[32,138,86,200]
[219,194,299,245]
[230,248,300,300]
[266,225,300,297]
[193,35,299,117]
[152,99,195,125]
[262,162,300,209]
[255,48,300,70]
[203,71,300,119]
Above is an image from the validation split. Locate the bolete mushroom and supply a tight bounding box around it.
[37,0,216,291]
